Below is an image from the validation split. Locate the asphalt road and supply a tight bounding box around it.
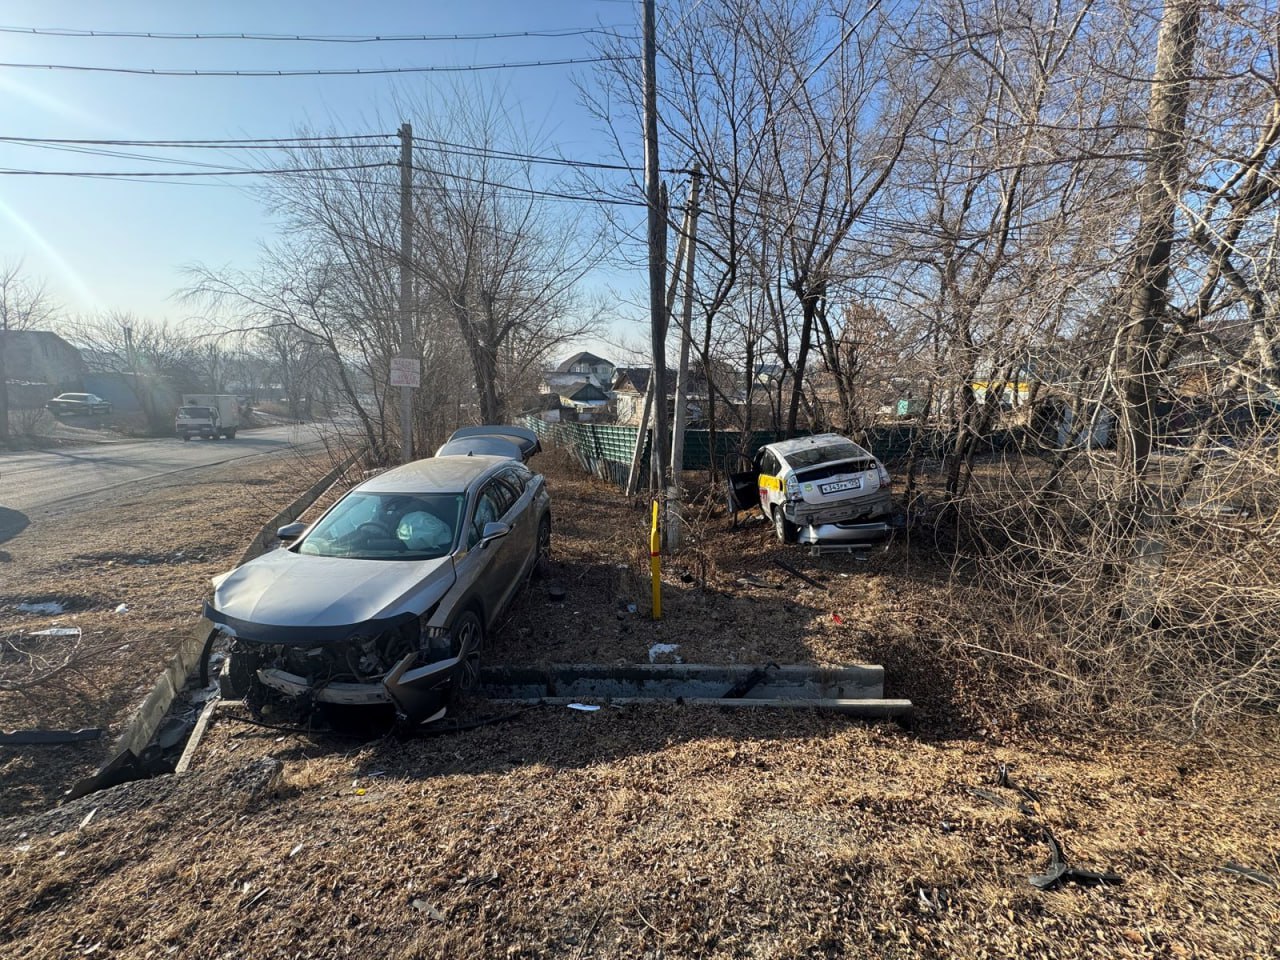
[0,423,331,541]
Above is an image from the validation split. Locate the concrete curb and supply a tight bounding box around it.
[175,699,221,774]
[100,448,365,782]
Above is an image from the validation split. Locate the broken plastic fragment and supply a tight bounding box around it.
[648,642,680,663]
[114,604,129,614]
[16,602,65,615]
[567,703,600,712]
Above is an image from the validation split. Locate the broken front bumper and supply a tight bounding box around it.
[202,605,464,724]
[254,651,463,722]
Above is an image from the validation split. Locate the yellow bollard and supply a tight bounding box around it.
[650,498,662,620]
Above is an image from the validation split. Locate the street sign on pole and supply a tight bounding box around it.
[390,358,420,388]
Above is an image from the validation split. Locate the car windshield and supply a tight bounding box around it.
[783,440,869,469]
[297,491,465,561]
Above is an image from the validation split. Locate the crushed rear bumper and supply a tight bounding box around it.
[798,520,892,550]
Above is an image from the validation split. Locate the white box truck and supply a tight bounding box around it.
[176,394,241,440]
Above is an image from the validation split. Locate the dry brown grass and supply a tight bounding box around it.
[2,445,1278,958]
[0,451,330,814]
[929,434,1280,737]
[1,705,1277,959]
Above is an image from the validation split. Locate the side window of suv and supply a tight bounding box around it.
[469,485,503,547]
[499,466,528,497]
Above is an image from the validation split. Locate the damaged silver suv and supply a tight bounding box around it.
[203,453,551,724]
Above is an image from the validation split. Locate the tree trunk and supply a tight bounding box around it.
[786,293,819,437]
[1115,0,1201,486]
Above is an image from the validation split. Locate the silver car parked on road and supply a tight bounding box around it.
[203,454,551,723]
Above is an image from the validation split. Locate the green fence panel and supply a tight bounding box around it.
[521,416,1023,486]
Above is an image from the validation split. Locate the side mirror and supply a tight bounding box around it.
[277,521,307,543]
[480,521,511,546]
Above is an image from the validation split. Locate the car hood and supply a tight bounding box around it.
[211,549,455,631]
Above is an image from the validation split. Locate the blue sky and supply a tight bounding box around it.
[0,0,649,358]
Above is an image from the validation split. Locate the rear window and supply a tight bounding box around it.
[783,440,868,469]
[178,407,212,417]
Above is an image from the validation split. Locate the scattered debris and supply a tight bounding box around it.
[1029,827,1123,891]
[773,558,828,593]
[29,627,81,638]
[0,728,102,746]
[411,899,447,922]
[722,664,777,699]
[78,808,97,830]
[65,746,171,801]
[975,764,1122,891]
[154,717,194,752]
[566,703,600,712]
[648,642,681,664]
[1220,863,1278,888]
[734,575,779,590]
[114,604,129,614]
[15,602,65,615]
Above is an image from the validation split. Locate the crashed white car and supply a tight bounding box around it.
[740,434,894,544]
[203,453,550,723]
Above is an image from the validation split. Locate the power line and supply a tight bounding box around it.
[0,25,627,43]
[408,161,648,207]
[0,132,690,175]
[0,55,633,77]
[0,135,392,151]
[409,133,688,175]
[0,162,392,178]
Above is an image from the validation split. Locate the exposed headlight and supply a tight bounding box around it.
[418,604,448,656]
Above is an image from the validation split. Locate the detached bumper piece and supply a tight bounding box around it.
[798,520,892,556]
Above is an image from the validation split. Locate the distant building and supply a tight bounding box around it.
[557,380,610,420]
[0,330,86,387]
[0,330,87,409]
[555,351,615,389]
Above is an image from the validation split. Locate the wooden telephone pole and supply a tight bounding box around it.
[398,122,415,463]
[642,0,669,491]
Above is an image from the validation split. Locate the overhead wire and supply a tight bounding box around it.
[0,25,628,43]
[0,55,634,76]
[0,133,688,174]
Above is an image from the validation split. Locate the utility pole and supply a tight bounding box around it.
[642,0,669,492]
[398,122,415,463]
[670,163,701,485]
[668,163,701,548]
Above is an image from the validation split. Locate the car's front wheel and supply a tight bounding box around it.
[220,648,262,700]
[450,610,483,696]
[774,507,797,544]
[532,514,552,579]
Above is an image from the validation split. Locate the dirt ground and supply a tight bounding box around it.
[0,448,332,813]
[2,445,1277,958]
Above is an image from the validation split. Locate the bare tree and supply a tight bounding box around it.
[62,313,202,434]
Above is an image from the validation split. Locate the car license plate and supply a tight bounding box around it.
[819,478,861,495]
